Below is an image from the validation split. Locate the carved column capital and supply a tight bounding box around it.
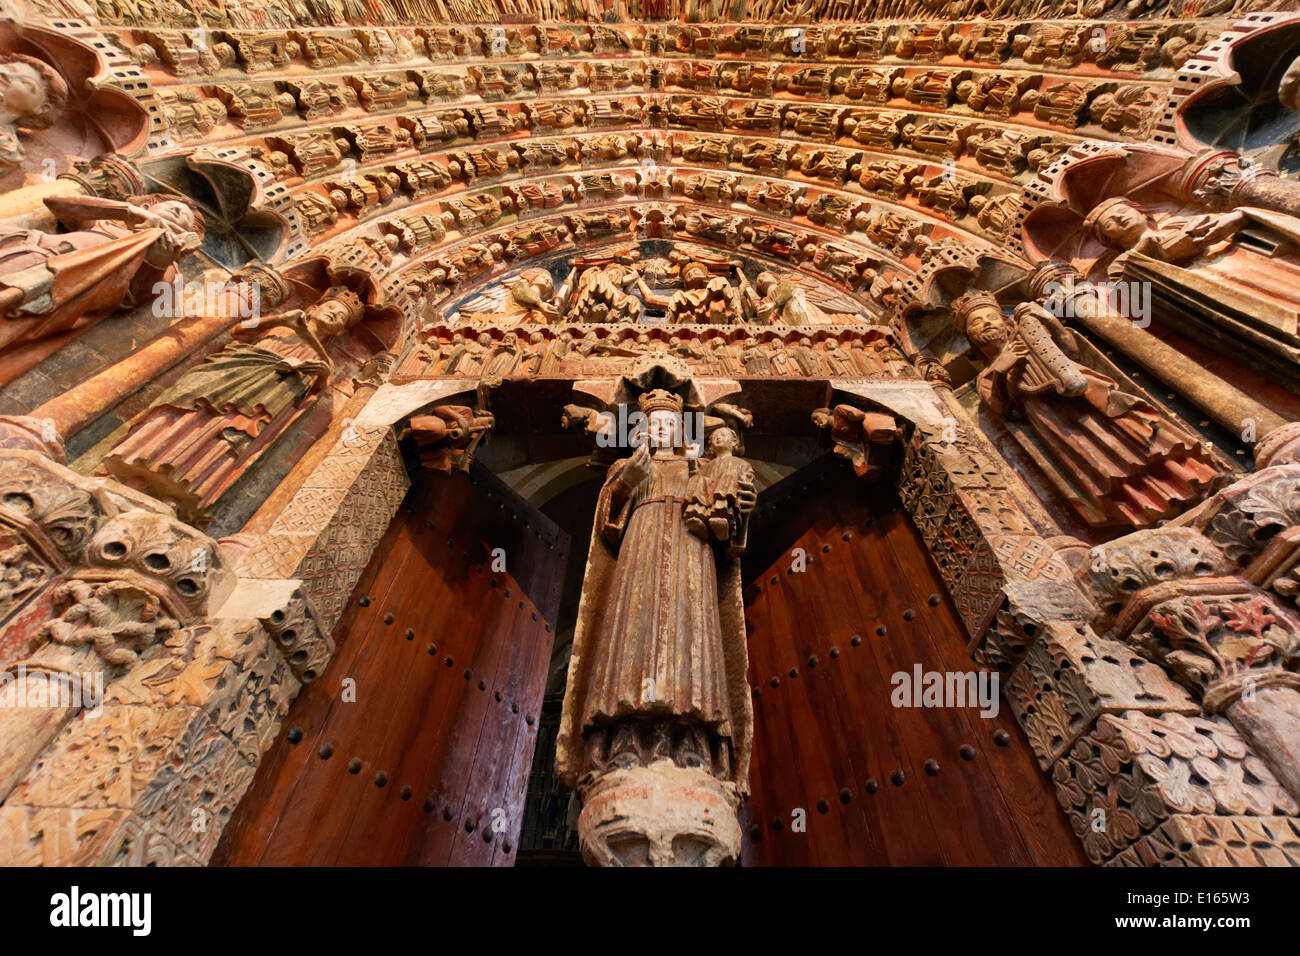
[1076,527,1231,632]
[1120,585,1300,714]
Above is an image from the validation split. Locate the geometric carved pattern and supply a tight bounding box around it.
[1004,622,1197,770]
[1107,814,1300,867]
[899,421,1075,643]
[1053,711,1300,865]
[252,426,410,631]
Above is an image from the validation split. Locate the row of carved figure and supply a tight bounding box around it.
[144,62,1170,145]
[45,0,1276,30]
[254,135,1015,255]
[198,122,1034,225]
[449,250,883,323]
[388,208,905,304]
[663,76,1162,138]
[289,161,985,265]
[4,176,1290,535]
[395,324,918,379]
[99,20,1215,77]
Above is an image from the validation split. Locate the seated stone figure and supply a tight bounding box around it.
[564,261,644,324]
[665,262,743,325]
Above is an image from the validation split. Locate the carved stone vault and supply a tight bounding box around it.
[0,0,1299,867]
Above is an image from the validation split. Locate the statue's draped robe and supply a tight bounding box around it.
[584,455,730,731]
[103,331,320,523]
[984,364,1218,526]
[558,452,752,792]
[0,223,164,384]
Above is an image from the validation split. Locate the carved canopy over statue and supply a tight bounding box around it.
[558,376,755,866]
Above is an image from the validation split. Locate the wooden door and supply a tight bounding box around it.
[213,467,568,866]
[740,461,1086,866]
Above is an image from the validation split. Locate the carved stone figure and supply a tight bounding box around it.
[501,269,560,324]
[0,55,68,170]
[1082,196,1300,343]
[0,195,203,385]
[160,90,228,139]
[684,425,754,551]
[1090,86,1164,139]
[558,387,755,867]
[955,294,1218,528]
[566,262,643,325]
[811,404,899,479]
[101,287,365,524]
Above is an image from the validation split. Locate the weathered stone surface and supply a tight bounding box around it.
[8,703,256,862]
[1005,622,1197,770]
[1107,815,1300,868]
[1054,712,1298,865]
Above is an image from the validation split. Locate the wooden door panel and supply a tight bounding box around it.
[213,468,567,867]
[741,463,1086,866]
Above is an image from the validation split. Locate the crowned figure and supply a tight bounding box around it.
[557,387,756,866]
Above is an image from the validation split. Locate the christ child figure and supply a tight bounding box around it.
[684,427,754,548]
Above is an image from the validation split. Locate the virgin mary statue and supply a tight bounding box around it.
[557,387,755,867]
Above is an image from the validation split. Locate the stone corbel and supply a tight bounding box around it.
[810,402,901,481]
[405,403,496,474]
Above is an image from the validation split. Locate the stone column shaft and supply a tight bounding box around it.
[1073,308,1289,437]
[1227,686,1300,804]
